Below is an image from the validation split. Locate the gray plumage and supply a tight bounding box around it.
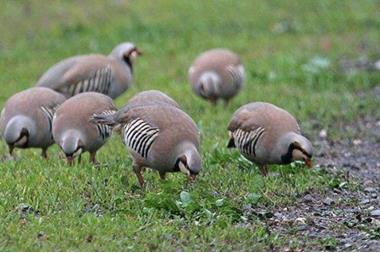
[227,102,313,175]
[189,48,245,105]
[92,102,201,187]
[0,87,66,158]
[104,90,181,134]
[126,90,180,109]
[52,92,117,165]
[36,42,142,99]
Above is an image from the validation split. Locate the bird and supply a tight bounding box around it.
[91,103,201,188]
[52,92,117,165]
[227,102,313,176]
[0,87,66,158]
[36,42,142,99]
[188,48,245,106]
[110,90,181,135]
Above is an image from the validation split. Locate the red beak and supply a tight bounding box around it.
[134,48,143,56]
[305,159,313,168]
[66,156,74,166]
[187,174,197,183]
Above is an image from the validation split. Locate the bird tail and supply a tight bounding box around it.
[227,137,236,148]
[90,110,118,127]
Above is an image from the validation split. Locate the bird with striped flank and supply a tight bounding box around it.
[91,101,201,188]
[108,90,181,135]
[0,87,66,158]
[52,92,117,165]
[36,42,142,99]
[227,102,313,176]
[188,48,245,106]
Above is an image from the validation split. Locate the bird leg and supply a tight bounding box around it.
[259,165,269,176]
[78,154,82,164]
[67,156,74,166]
[8,145,14,156]
[223,99,230,108]
[187,174,197,183]
[133,164,145,188]
[90,152,99,165]
[159,171,166,180]
[41,148,48,159]
[209,97,217,105]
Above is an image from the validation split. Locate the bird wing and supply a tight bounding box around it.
[227,111,266,156]
[226,64,245,89]
[37,55,113,97]
[40,104,62,132]
[122,117,160,158]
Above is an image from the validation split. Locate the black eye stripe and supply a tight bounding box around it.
[65,146,82,157]
[293,145,311,158]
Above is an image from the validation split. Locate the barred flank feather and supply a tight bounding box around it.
[226,64,244,89]
[232,127,265,157]
[41,105,60,131]
[62,65,112,96]
[123,118,159,158]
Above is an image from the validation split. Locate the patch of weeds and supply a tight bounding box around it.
[320,237,338,251]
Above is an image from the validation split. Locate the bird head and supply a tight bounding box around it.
[4,115,35,149]
[59,130,84,165]
[176,145,202,181]
[197,71,221,99]
[109,42,142,71]
[280,132,313,168]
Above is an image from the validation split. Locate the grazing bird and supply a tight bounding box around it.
[0,87,66,158]
[227,102,313,175]
[36,42,142,99]
[110,90,180,135]
[188,48,245,105]
[92,104,201,187]
[52,92,117,165]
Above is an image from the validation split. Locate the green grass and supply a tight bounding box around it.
[0,0,379,251]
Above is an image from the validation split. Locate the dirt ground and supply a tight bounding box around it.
[244,87,380,251]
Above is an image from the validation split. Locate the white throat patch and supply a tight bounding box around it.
[179,161,190,176]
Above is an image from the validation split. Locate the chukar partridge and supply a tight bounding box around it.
[0,87,66,158]
[92,104,201,187]
[52,92,117,165]
[188,48,245,105]
[110,90,180,135]
[36,42,142,99]
[227,102,313,175]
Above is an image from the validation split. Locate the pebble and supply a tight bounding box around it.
[323,197,335,206]
[319,129,327,139]
[297,224,308,231]
[359,199,370,205]
[344,243,352,249]
[274,212,283,218]
[370,210,380,217]
[303,194,314,203]
[295,217,306,224]
[364,187,376,193]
